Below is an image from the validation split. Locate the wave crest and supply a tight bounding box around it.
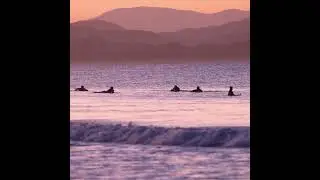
[70,122,250,148]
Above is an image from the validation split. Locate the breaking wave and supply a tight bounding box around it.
[70,121,250,148]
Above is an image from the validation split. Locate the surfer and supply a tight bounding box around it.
[191,86,203,93]
[75,85,88,91]
[228,86,241,96]
[170,85,181,92]
[94,87,115,94]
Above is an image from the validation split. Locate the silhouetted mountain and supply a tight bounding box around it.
[71,41,249,63]
[95,7,249,32]
[71,20,125,31]
[159,18,250,46]
[71,20,167,45]
[70,19,250,63]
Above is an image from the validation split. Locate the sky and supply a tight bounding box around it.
[70,0,250,22]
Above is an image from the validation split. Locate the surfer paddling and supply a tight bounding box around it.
[191,86,203,93]
[94,87,115,94]
[75,85,88,91]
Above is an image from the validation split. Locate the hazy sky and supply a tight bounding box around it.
[71,0,250,22]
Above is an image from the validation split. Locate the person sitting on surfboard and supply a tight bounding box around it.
[228,86,235,96]
[94,87,114,94]
[75,85,88,91]
[228,86,241,96]
[191,86,203,92]
[170,85,180,92]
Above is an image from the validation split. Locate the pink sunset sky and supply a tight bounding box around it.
[70,0,250,22]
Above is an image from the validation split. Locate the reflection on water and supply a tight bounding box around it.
[70,63,249,127]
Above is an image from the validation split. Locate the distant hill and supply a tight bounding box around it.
[70,19,250,63]
[159,18,250,46]
[70,41,249,63]
[70,20,167,45]
[95,7,249,32]
[71,20,125,31]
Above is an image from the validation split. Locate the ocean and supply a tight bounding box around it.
[70,62,250,179]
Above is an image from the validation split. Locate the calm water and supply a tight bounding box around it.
[70,63,249,127]
[70,62,250,179]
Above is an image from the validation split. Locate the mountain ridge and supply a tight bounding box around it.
[70,19,249,63]
[95,7,249,32]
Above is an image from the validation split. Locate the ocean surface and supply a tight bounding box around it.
[70,62,250,179]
